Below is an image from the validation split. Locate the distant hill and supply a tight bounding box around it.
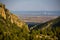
[30,16,60,30]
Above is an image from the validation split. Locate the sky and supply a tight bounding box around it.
[0,0,60,11]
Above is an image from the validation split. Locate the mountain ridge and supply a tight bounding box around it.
[0,3,29,29]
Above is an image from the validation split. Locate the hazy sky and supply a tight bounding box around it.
[0,0,60,11]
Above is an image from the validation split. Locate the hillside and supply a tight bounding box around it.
[30,16,60,40]
[0,3,29,40]
[30,16,60,30]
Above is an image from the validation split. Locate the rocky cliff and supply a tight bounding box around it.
[0,3,29,31]
[0,3,6,19]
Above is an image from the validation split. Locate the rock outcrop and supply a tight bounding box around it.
[0,3,29,31]
[0,3,6,19]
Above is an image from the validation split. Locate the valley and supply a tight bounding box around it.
[0,3,60,40]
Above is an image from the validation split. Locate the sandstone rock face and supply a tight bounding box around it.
[10,14,26,28]
[0,3,6,19]
[0,7,6,19]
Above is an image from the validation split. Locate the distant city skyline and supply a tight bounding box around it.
[0,0,60,11]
